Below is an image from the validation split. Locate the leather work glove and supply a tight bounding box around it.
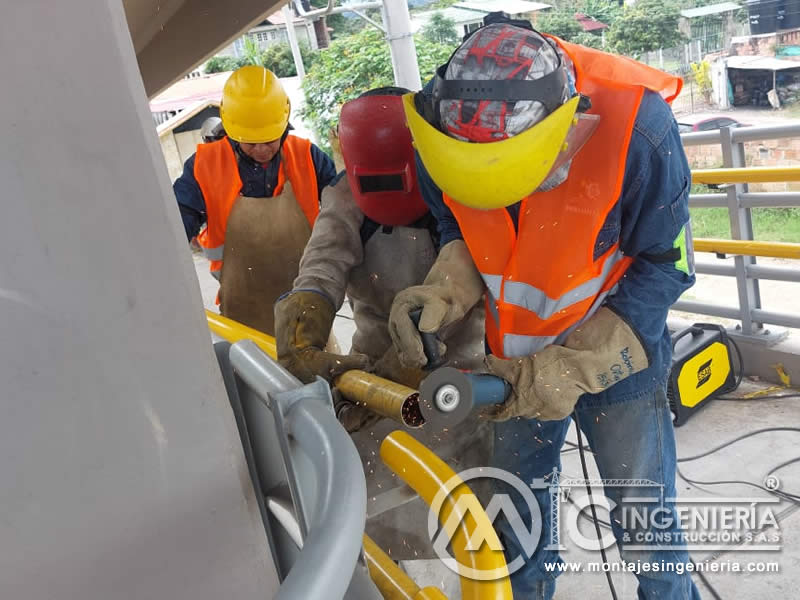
[486,307,650,422]
[332,388,382,433]
[275,290,369,384]
[373,347,427,390]
[388,240,485,369]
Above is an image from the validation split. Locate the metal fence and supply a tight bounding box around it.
[677,124,800,336]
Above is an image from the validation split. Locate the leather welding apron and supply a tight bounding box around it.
[348,226,486,368]
[219,184,310,337]
[347,226,492,560]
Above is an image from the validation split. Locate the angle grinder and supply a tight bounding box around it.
[409,309,511,427]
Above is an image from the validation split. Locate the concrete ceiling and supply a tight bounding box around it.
[123,0,285,98]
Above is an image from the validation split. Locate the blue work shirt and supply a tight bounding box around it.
[174,137,337,240]
[418,90,696,401]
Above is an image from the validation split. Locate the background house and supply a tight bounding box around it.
[157,99,221,181]
[149,71,229,125]
[410,0,551,38]
[217,11,320,57]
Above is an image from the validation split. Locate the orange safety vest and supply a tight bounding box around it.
[444,39,682,359]
[193,135,320,279]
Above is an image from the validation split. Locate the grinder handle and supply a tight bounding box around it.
[409,308,446,370]
[465,373,512,407]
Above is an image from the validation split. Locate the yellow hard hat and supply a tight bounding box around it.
[403,94,598,211]
[220,66,290,143]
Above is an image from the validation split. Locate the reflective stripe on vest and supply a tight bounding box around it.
[193,136,320,276]
[501,281,619,357]
[445,38,681,359]
[502,249,625,320]
[202,244,225,261]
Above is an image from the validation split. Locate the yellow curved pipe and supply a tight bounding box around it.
[205,310,277,358]
[380,431,513,600]
[692,166,800,184]
[693,238,800,259]
[363,535,448,600]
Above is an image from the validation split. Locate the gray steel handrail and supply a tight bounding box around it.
[681,122,800,146]
[229,340,368,600]
[677,123,800,335]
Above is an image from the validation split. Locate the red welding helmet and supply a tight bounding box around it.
[339,87,428,226]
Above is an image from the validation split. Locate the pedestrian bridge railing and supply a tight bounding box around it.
[679,124,800,336]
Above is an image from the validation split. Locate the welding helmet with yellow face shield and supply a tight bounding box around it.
[403,18,600,210]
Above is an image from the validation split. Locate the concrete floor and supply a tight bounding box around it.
[193,253,799,599]
[401,386,800,599]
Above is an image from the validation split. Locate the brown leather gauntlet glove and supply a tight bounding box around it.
[274,290,369,384]
[487,307,650,422]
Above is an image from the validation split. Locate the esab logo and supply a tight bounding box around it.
[677,342,731,408]
[696,359,713,389]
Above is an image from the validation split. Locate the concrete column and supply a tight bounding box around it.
[0,1,278,597]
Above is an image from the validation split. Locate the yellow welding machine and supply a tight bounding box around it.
[668,323,738,426]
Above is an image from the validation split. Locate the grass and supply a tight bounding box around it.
[690,207,800,242]
[689,182,800,242]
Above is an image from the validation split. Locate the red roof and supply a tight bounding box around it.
[575,13,609,32]
[149,71,229,113]
[265,9,303,25]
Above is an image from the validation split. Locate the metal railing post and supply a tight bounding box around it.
[720,125,763,335]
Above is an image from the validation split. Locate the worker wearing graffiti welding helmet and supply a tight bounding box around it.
[389,14,699,599]
[274,87,485,431]
[174,66,336,336]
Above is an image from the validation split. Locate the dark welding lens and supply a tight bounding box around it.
[359,174,404,193]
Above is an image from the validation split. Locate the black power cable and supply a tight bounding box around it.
[572,409,619,600]
[560,335,798,600]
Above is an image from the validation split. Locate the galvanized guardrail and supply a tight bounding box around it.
[678,123,800,336]
[209,313,513,599]
[213,335,380,600]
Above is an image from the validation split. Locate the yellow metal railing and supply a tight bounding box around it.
[381,431,513,600]
[206,309,277,358]
[363,534,448,600]
[693,238,800,259]
[692,166,800,185]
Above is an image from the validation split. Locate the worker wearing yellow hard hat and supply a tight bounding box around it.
[387,13,699,599]
[173,65,337,336]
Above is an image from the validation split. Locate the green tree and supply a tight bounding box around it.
[573,31,603,49]
[262,42,318,77]
[422,13,460,45]
[301,27,454,149]
[690,60,713,103]
[579,0,623,28]
[242,36,266,66]
[204,55,247,74]
[606,0,685,58]
[537,10,583,41]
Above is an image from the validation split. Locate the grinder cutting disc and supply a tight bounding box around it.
[418,367,475,428]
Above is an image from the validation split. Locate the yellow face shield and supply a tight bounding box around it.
[403,94,598,210]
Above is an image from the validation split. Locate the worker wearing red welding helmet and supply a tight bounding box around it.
[273,88,491,560]
[274,87,486,418]
[388,16,699,599]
